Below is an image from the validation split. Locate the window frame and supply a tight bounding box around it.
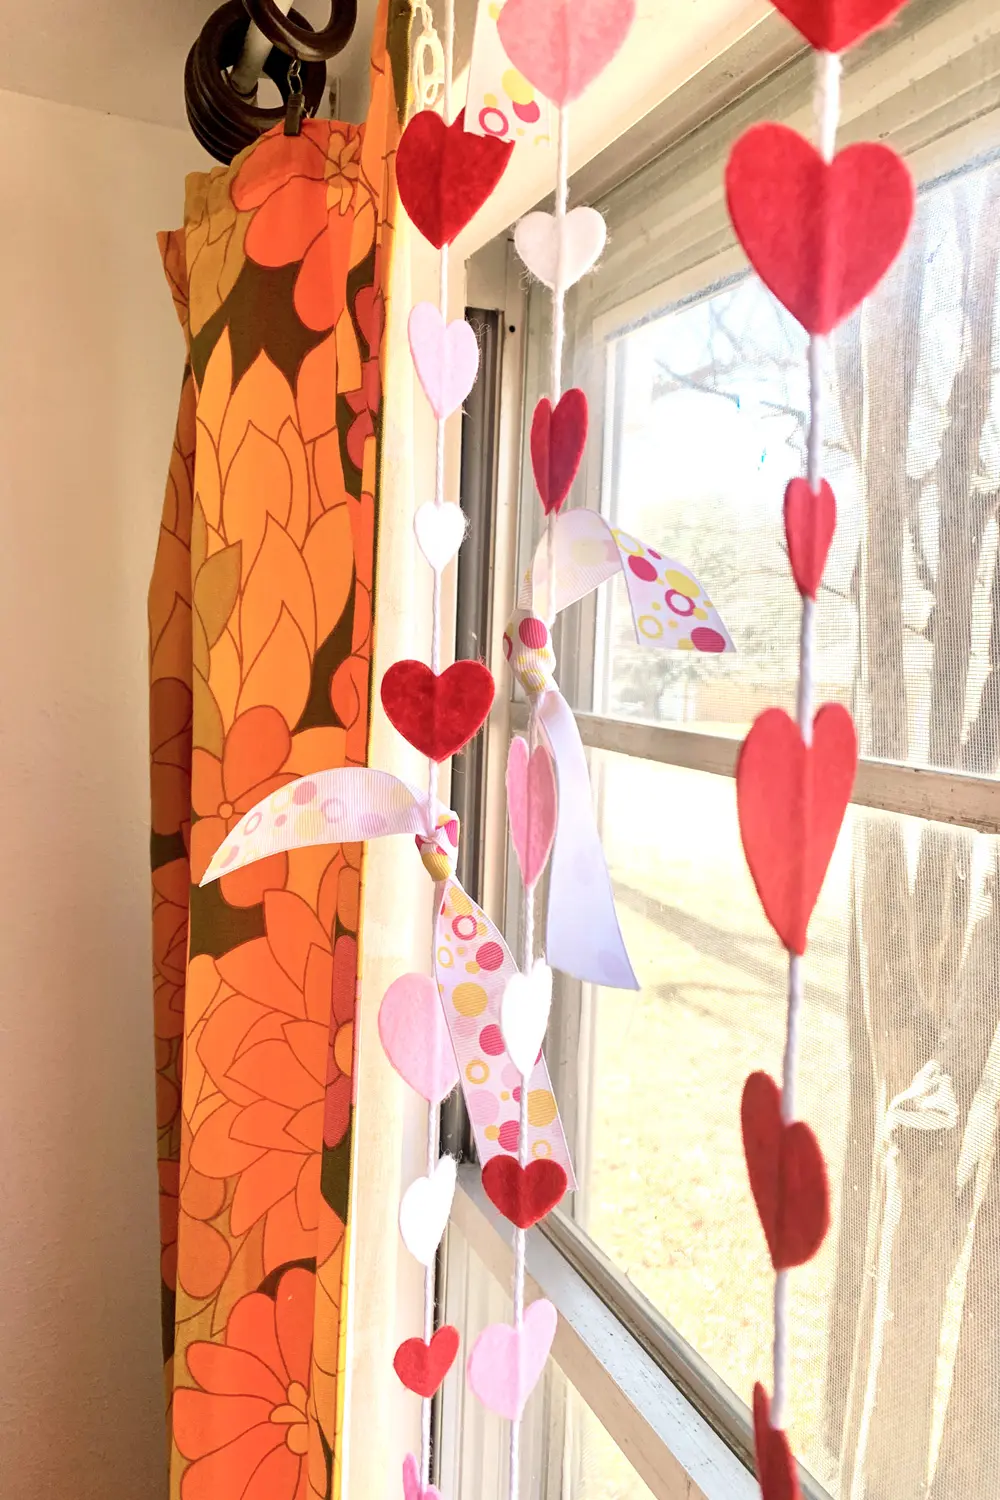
[445,0,1000,1494]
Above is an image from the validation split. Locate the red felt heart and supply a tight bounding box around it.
[753,1384,802,1500]
[742,1071,829,1271]
[381,660,496,762]
[530,390,588,514]
[769,0,906,52]
[393,1325,460,1398]
[784,479,836,600]
[737,704,857,954]
[396,108,514,250]
[726,124,913,335]
[481,1157,568,1229]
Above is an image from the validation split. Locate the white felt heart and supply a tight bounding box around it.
[409,302,480,420]
[399,1155,457,1267]
[414,502,468,571]
[501,960,553,1080]
[514,208,607,291]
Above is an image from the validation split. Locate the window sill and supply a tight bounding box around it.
[452,1165,758,1500]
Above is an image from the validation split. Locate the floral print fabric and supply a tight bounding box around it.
[148,7,405,1497]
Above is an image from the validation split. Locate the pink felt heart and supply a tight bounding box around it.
[467,1299,557,1420]
[402,1453,442,1500]
[379,972,459,1104]
[409,302,480,420]
[506,736,557,887]
[498,0,636,106]
[726,124,913,335]
[784,479,836,600]
[770,0,906,52]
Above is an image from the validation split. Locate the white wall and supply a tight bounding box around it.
[0,88,205,1500]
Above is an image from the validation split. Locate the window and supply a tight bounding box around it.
[449,0,1000,1496]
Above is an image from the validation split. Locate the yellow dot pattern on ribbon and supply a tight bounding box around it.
[528,1089,558,1127]
[453,982,488,1018]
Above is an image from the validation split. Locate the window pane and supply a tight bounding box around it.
[439,1227,657,1500]
[549,151,1000,777]
[556,748,1000,1495]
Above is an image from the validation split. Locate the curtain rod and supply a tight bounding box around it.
[229,0,296,96]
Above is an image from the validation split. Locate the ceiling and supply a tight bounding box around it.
[0,0,380,131]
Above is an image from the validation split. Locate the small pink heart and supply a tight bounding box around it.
[379,972,459,1104]
[498,0,636,106]
[408,302,480,420]
[467,1299,557,1420]
[506,737,557,888]
[402,1453,441,1500]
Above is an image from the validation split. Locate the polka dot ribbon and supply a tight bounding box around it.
[502,507,736,990]
[200,767,576,1182]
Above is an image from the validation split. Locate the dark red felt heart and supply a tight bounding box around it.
[736,703,857,954]
[530,390,588,514]
[726,124,913,335]
[770,0,906,52]
[742,1071,829,1271]
[481,1157,568,1229]
[784,478,836,600]
[381,660,496,762]
[393,1325,460,1397]
[753,1383,802,1500]
[396,108,514,250]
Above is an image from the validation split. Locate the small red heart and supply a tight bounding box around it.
[381,660,495,762]
[742,1072,829,1271]
[726,124,913,335]
[753,1384,802,1500]
[784,479,836,600]
[396,108,514,250]
[393,1325,460,1397]
[531,390,588,514]
[737,704,857,954]
[769,0,906,52]
[481,1157,568,1229]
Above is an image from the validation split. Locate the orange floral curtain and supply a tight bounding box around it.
[148,7,408,1497]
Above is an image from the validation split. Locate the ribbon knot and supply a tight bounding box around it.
[415,812,460,881]
[503,609,556,697]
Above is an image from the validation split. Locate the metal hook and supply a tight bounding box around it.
[284,57,306,135]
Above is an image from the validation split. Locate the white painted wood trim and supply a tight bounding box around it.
[510,704,1000,835]
[452,1168,758,1500]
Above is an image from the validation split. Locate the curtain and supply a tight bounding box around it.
[148,6,408,1496]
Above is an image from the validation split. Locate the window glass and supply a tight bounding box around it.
[565,155,1000,777]
[439,1228,658,1500]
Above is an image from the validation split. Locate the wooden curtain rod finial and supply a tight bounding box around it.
[184,0,327,163]
[243,0,358,62]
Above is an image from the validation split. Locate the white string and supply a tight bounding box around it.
[409,0,445,117]
[418,1,456,1486]
[507,100,571,1500]
[773,44,842,1436]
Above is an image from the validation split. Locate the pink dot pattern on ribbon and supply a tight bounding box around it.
[433,879,574,1179]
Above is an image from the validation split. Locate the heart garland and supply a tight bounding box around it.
[463,7,642,1491]
[725,0,914,1473]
